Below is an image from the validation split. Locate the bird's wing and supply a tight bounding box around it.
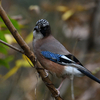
[39,36,100,83]
[39,35,87,70]
[41,51,100,83]
[40,35,85,68]
[41,51,82,66]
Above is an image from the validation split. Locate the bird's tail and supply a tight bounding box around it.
[78,69,100,83]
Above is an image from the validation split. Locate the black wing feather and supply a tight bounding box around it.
[65,54,83,66]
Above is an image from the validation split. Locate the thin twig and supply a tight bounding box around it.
[0,39,24,54]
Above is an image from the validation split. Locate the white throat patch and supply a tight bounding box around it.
[33,30,43,41]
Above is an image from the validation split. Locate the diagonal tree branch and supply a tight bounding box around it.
[0,39,24,54]
[0,4,63,100]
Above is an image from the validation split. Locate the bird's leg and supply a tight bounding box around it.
[70,74,75,100]
[58,78,66,91]
[56,78,66,95]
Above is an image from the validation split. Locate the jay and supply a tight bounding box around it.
[33,19,100,92]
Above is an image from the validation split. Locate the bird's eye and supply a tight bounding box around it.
[41,26,47,31]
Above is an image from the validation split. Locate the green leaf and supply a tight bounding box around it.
[0,31,7,42]
[1,30,11,34]
[5,56,14,62]
[0,17,3,22]
[0,31,8,54]
[0,45,7,54]
[0,59,10,68]
[0,56,14,69]
[9,17,20,30]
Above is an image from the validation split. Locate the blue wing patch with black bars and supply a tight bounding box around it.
[41,51,77,65]
[41,51,62,62]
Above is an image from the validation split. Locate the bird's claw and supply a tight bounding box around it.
[56,88,60,96]
[44,69,49,78]
[51,88,60,98]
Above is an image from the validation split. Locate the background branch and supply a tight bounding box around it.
[0,4,63,100]
[0,39,24,54]
[87,0,100,52]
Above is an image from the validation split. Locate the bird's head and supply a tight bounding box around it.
[33,19,51,40]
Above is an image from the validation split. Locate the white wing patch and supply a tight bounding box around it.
[61,55,75,63]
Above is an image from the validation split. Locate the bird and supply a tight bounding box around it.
[32,19,100,92]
